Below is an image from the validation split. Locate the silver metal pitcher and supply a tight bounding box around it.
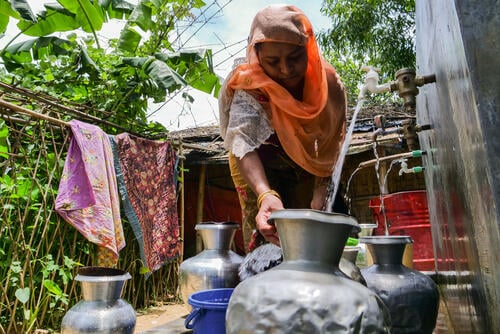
[226,209,391,333]
[179,222,244,304]
[61,267,136,334]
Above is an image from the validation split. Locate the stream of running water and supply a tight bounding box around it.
[324,99,365,212]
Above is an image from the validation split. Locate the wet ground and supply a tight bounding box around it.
[135,299,451,333]
[135,303,190,333]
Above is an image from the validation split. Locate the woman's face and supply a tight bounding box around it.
[256,42,308,94]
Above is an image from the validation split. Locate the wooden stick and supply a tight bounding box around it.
[195,163,207,253]
[178,142,185,260]
[0,98,69,128]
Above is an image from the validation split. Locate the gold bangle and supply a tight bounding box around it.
[257,189,281,209]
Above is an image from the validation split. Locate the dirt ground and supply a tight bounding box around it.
[135,303,190,333]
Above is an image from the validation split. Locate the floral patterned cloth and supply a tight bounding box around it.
[55,120,124,266]
[113,133,181,273]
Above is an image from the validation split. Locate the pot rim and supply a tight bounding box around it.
[76,266,131,282]
[359,235,413,244]
[195,221,240,230]
[269,209,358,228]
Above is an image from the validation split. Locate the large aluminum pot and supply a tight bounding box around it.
[61,267,135,334]
[179,222,243,304]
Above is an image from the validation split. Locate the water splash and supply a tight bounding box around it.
[325,99,365,212]
[378,159,400,235]
[344,166,363,215]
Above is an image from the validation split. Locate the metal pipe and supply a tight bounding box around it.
[358,150,425,169]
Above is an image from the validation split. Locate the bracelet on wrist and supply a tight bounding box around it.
[257,189,281,209]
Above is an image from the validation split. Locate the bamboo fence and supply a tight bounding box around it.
[0,83,182,333]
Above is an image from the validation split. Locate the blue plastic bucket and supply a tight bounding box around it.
[185,288,234,334]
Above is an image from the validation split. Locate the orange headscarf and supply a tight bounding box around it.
[219,4,347,177]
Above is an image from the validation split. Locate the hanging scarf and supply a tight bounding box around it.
[113,133,181,273]
[219,4,347,177]
[55,120,124,266]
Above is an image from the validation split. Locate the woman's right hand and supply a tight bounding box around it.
[256,194,284,246]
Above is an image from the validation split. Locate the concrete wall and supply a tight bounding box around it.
[416,0,500,332]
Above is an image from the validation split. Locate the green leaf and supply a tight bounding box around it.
[145,59,187,90]
[0,145,8,158]
[43,279,63,296]
[0,0,21,20]
[0,120,9,136]
[2,38,36,63]
[57,0,105,33]
[17,5,80,36]
[0,14,8,34]
[78,46,99,73]
[106,0,135,20]
[15,287,30,304]
[154,50,205,64]
[127,2,152,31]
[16,178,31,198]
[11,0,36,22]
[122,56,147,68]
[2,37,73,64]
[118,27,142,52]
[139,266,150,275]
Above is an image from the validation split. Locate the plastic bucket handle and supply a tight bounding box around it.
[185,307,204,329]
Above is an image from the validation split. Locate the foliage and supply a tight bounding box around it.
[0,0,219,331]
[0,0,220,135]
[319,0,415,104]
[0,118,83,331]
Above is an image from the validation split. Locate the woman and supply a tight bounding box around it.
[219,4,348,251]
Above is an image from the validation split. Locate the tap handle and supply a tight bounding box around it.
[361,65,381,73]
[415,74,436,86]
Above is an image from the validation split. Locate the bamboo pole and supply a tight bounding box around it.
[195,163,207,253]
[0,98,69,128]
[178,142,185,260]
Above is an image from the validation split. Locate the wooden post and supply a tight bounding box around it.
[178,142,185,260]
[195,163,207,253]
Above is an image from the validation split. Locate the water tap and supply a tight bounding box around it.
[398,159,424,176]
[358,66,436,113]
[358,66,392,101]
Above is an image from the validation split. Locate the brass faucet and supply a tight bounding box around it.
[361,67,435,150]
[390,68,436,114]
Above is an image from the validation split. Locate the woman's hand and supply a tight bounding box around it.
[256,194,283,245]
[311,177,329,210]
[237,151,285,244]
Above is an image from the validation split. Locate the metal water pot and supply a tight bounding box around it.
[226,209,391,333]
[61,267,136,334]
[360,236,439,333]
[179,222,244,304]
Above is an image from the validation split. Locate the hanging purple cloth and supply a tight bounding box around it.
[55,120,124,266]
[114,133,181,273]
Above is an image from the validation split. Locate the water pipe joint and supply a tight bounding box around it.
[391,68,436,113]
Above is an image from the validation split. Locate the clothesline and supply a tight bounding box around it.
[0,97,221,153]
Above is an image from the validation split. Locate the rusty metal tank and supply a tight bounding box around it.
[226,209,390,333]
[179,222,243,304]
